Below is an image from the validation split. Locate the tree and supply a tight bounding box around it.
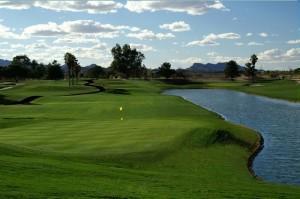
[0,67,5,80]
[294,68,300,74]
[245,54,258,82]
[35,63,47,79]
[30,60,47,79]
[46,60,64,80]
[158,62,175,78]
[64,52,79,86]
[175,69,187,79]
[224,60,240,80]
[7,55,31,82]
[110,44,145,78]
[74,63,81,84]
[85,65,106,79]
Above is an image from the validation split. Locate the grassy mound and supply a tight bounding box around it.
[0,79,299,198]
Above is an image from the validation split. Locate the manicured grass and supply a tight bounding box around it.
[204,79,300,102]
[0,79,299,198]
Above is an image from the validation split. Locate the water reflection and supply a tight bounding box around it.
[165,89,300,185]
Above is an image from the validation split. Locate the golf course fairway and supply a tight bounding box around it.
[0,79,299,198]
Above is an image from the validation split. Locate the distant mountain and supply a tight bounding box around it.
[81,64,97,74]
[187,62,227,73]
[60,64,104,74]
[0,59,11,67]
[187,62,244,73]
[60,64,68,73]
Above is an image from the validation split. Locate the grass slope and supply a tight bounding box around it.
[204,79,300,102]
[0,79,299,198]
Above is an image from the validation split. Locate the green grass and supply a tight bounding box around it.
[0,79,299,198]
[203,79,300,102]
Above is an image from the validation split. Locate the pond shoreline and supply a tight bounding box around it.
[165,91,265,179]
[248,133,264,179]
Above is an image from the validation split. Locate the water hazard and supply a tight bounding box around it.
[165,89,300,185]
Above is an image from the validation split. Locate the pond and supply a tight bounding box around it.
[164,89,300,185]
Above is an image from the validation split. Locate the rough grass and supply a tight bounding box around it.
[0,79,299,198]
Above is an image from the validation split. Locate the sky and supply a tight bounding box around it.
[0,0,299,70]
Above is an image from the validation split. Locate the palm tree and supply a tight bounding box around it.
[74,63,81,84]
[64,52,78,87]
[245,54,258,83]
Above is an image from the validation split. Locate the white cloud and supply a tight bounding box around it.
[235,42,244,46]
[129,43,156,52]
[168,49,300,69]
[35,1,123,14]
[23,22,67,37]
[1,1,228,15]
[159,21,190,32]
[187,39,219,46]
[171,57,202,65]
[246,33,253,37]
[0,24,20,39]
[259,32,268,37]
[248,42,264,46]
[187,32,240,46]
[10,44,24,49]
[232,17,237,21]
[127,29,174,40]
[206,51,247,64]
[258,48,282,60]
[22,20,135,38]
[9,41,112,66]
[0,1,123,14]
[285,48,300,58]
[287,39,300,44]
[60,20,123,33]
[26,42,51,51]
[211,55,247,64]
[0,1,31,9]
[170,54,246,68]
[258,48,300,62]
[53,35,99,44]
[207,52,217,56]
[124,0,228,15]
[0,41,9,45]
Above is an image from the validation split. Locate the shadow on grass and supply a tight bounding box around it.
[0,95,42,105]
[106,89,130,95]
[66,79,106,96]
[206,129,251,149]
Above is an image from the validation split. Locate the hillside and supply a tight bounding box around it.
[0,59,11,67]
[187,62,244,73]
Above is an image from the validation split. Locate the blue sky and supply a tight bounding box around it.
[0,0,299,70]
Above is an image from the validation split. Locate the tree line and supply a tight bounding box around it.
[224,54,258,82]
[0,44,181,83]
[0,55,64,82]
[1,44,298,84]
